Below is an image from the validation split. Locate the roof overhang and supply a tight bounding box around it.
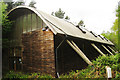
[7,6,114,46]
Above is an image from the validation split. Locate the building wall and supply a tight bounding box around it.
[54,35,88,74]
[22,29,55,76]
[7,8,50,74]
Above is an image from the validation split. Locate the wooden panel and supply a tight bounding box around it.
[26,12,28,32]
[32,13,37,31]
[37,17,42,29]
[23,14,26,33]
[27,13,32,32]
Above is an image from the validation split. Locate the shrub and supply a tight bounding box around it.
[60,53,120,78]
[3,71,53,79]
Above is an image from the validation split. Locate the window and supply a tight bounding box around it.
[9,47,22,71]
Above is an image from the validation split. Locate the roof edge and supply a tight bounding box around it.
[7,6,58,35]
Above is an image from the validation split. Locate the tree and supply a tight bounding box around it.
[51,8,70,20]
[5,0,25,12]
[65,16,70,20]
[29,0,36,8]
[101,7,119,50]
[1,1,13,48]
[78,20,85,27]
[118,4,120,52]
[55,8,65,19]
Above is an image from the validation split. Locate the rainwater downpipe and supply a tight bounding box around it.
[56,34,68,78]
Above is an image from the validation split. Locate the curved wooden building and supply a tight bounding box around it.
[4,6,115,77]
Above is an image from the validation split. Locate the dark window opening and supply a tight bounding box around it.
[9,47,22,71]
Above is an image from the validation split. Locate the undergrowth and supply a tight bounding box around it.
[60,53,120,78]
[2,71,53,79]
[2,53,120,79]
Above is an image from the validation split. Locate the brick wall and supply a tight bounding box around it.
[22,29,55,76]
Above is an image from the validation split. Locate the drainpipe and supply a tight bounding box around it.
[55,35,67,78]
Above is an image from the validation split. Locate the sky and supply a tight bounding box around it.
[26,0,119,34]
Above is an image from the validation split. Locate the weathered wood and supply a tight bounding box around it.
[102,45,113,55]
[67,40,93,65]
[108,46,116,53]
[91,43,106,56]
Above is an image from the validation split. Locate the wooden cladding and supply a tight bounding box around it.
[14,11,46,34]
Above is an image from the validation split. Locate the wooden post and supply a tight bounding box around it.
[14,60,16,71]
[108,46,116,53]
[67,40,93,65]
[91,43,106,56]
[102,45,113,55]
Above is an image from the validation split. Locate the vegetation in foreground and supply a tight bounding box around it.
[60,53,120,78]
[2,53,120,79]
[3,71,53,79]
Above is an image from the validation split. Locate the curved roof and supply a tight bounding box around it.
[8,6,114,45]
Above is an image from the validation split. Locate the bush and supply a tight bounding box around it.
[3,53,120,79]
[60,53,120,78]
[3,71,53,79]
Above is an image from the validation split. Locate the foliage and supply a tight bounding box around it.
[29,0,36,8]
[101,7,119,50]
[78,20,85,27]
[60,53,120,78]
[5,0,25,12]
[51,8,70,20]
[118,5,120,52]
[101,31,118,50]
[1,1,13,48]
[3,71,53,79]
[65,15,70,20]
[2,53,120,79]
